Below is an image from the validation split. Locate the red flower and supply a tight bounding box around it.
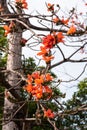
[15,0,28,9]
[61,18,69,25]
[57,32,64,43]
[3,25,10,36]
[47,3,54,12]
[32,71,40,79]
[42,55,54,63]
[44,109,55,118]
[53,17,59,23]
[31,86,43,99]
[3,21,15,36]
[37,46,49,56]
[35,77,44,85]
[42,33,64,49]
[27,74,33,84]
[67,25,76,35]
[45,73,53,81]
[22,2,28,9]
[35,87,43,99]
[42,34,56,49]
[24,84,33,93]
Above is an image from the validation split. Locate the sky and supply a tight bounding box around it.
[26,0,87,13]
[22,0,87,100]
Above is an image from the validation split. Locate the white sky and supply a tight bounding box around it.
[22,0,87,100]
[26,0,87,13]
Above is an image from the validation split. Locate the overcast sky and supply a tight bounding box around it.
[26,0,86,13]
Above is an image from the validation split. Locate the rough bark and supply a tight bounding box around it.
[0,0,25,129]
[2,31,22,130]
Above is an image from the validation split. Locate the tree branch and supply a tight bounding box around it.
[0,70,23,100]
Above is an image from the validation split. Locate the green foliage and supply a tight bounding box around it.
[45,101,58,111]
[0,27,7,53]
[22,57,36,74]
[52,87,65,98]
[32,125,53,130]
[0,54,7,68]
[0,27,7,68]
[77,78,87,103]
[0,27,6,44]
[56,78,87,130]
[27,101,37,117]
[0,27,6,129]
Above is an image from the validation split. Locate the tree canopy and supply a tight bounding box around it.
[0,0,87,130]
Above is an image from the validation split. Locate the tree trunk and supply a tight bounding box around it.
[2,31,22,130]
[0,1,32,129]
[0,0,23,129]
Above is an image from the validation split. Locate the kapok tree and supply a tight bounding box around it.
[0,0,87,130]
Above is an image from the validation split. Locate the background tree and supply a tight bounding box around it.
[0,0,87,130]
[56,78,87,130]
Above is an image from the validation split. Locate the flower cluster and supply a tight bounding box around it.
[15,0,28,9]
[37,46,54,63]
[3,21,15,36]
[37,32,64,63]
[24,71,53,100]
